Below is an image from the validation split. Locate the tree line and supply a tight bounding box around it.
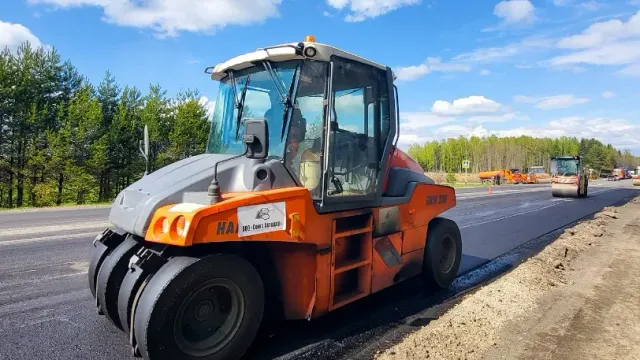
[408,135,640,175]
[2,42,638,208]
[0,43,215,208]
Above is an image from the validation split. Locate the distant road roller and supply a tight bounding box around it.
[88,36,463,360]
[550,156,588,198]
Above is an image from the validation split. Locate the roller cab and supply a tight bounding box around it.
[88,36,462,360]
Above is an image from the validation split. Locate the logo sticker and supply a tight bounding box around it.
[237,202,286,237]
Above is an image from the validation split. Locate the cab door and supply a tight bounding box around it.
[320,56,394,212]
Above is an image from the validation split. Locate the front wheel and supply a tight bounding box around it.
[580,179,588,198]
[133,254,264,360]
[422,218,462,289]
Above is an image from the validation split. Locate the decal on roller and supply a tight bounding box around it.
[237,202,287,237]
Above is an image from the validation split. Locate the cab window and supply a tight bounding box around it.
[326,57,390,198]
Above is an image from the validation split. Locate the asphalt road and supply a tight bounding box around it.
[0,180,638,360]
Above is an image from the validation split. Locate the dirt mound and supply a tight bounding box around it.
[375,205,621,360]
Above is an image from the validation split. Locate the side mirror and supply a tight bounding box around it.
[243,118,269,159]
[139,125,150,175]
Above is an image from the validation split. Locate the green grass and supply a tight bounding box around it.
[0,202,112,213]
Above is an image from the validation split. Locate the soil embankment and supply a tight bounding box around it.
[376,196,640,360]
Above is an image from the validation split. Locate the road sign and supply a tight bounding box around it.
[462,160,470,169]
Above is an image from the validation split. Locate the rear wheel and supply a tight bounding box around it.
[134,254,264,360]
[422,218,462,289]
[579,178,588,198]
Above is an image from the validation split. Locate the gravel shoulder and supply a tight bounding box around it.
[376,195,640,360]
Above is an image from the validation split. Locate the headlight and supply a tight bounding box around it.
[162,218,169,233]
[175,216,187,237]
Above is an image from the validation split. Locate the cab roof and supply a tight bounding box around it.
[206,40,395,81]
[552,156,581,160]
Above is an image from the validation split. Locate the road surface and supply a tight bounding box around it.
[0,180,638,360]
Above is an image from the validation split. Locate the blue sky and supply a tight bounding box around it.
[1,0,640,153]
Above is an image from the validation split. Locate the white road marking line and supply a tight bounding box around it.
[0,232,100,246]
[460,188,618,228]
[457,187,551,199]
[0,221,110,237]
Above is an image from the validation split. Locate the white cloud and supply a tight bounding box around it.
[493,0,536,24]
[326,0,420,22]
[395,64,430,81]
[466,112,529,123]
[199,96,216,119]
[601,91,616,98]
[432,96,505,116]
[514,94,591,110]
[394,57,471,81]
[29,0,282,37]
[553,0,572,6]
[577,1,602,11]
[397,133,433,146]
[551,41,640,66]
[556,12,640,49]
[400,117,640,151]
[548,116,583,129]
[454,37,554,63]
[536,94,591,109]
[549,64,587,73]
[553,0,602,11]
[400,112,457,130]
[428,57,471,72]
[617,62,640,75]
[549,11,640,74]
[479,69,491,75]
[0,20,42,51]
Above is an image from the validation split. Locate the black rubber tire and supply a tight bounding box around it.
[96,236,141,330]
[581,183,588,198]
[88,240,111,300]
[134,254,265,360]
[118,263,150,336]
[422,217,462,289]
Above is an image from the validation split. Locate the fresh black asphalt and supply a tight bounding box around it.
[0,180,637,360]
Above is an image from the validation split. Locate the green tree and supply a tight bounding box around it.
[166,90,210,161]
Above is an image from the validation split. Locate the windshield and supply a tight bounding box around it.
[530,167,545,174]
[551,159,579,176]
[206,60,300,157]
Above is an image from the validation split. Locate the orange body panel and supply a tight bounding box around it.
[144,183,455,320]
[382,148,424,192]
[478,170,503,180]
[370,234,422,293]
[402,226,428,254]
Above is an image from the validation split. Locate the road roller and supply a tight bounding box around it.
[550,155,588,198]
[88,36,463,360]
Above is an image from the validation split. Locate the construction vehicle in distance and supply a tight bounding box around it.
[87,36,463,360]
[551,156,588,198]
[523,166,550,184]
[479,168,524,185]
[633,173,640,186]
[608,168,626,181]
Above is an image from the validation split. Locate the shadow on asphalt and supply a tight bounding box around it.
[244,188,640,360]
